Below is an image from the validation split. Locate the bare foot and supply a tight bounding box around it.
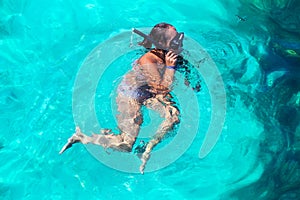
[139,164,145,174]
[59,127,87,154]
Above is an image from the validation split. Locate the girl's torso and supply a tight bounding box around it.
[117,49,166,101]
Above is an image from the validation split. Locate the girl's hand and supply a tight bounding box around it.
[165,51,178,67]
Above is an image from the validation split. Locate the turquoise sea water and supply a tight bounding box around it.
[1,0,300,199]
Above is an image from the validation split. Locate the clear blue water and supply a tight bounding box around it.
[1,0,300,199]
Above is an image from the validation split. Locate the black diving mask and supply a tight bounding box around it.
[169,32,184,53]
[132,28,184,54]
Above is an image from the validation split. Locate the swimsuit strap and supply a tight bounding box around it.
[149,49,166,64]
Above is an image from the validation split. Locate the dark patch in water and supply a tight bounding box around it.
[0,183,10,199]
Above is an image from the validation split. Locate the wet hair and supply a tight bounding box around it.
[139,22,177,49]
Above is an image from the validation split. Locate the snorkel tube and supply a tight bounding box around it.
[132,28,184,54]
[132,28,165,50]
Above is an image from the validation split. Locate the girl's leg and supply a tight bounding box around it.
[139,94,180,173]
[59,93,142,154]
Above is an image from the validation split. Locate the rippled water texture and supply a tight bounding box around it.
[1,0,300,199]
